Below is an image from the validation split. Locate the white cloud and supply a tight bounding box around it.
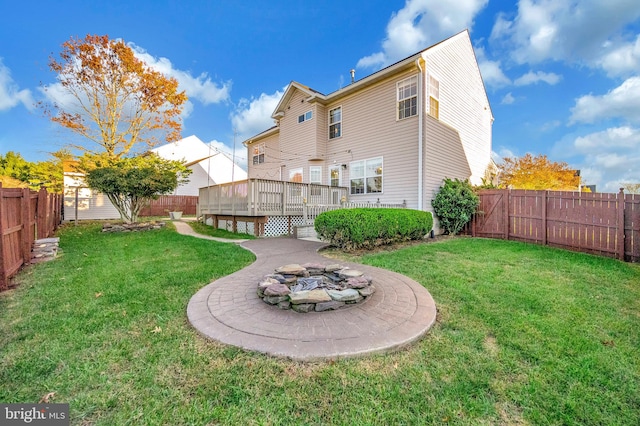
[574,126,640,150]
[230,88,285,142]
[495,147,517,160]
[357,0,489,69]
[501,92,516,104]
[514,70,561,86]
[129,43,231,105]
[540,120,561,132]
[490,0,640,70]
[597,35,640,77]
[556,126,640,192]
[569,76,640,124]
[475,45,511,89]
[0,59,34,111]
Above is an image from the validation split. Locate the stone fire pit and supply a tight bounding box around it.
[257,263,375,313]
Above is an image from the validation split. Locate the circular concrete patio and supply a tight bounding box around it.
[178,222,437,361]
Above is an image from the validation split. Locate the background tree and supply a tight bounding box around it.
[621,183,640,194]
[498,154,580,190]
[41,34,187,159]
[82,154,191,223]
[0,150,69,192]
[39,34,191,221]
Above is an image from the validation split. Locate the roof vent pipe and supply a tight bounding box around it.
[350,69,355,83]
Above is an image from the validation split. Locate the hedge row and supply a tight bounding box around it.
[314,208,433,250]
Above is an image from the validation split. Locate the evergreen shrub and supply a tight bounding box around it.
[431,178,479,235]
[314,208,433,250]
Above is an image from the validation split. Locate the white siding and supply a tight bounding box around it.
[63,174,121,220]
[173,164,210,196]
[423,116,472,230]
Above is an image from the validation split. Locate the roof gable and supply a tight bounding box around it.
[152,135,212,163]
[271,82,322,119]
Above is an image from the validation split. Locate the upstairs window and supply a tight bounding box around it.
[298,110,313,123]
[252,143,265,165]
[329,106,342,139]
[350,157,383,195]
[397,76,418,120]
[428,75,440,119]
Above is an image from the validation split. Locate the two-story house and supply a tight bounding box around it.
[244,29,493,221]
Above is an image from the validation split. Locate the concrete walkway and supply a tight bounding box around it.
[177,220,437,361]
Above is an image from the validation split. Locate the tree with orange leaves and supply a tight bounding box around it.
[41,34,187,159]
[498,154,580,190]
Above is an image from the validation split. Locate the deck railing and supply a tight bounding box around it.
[199,179,349,217]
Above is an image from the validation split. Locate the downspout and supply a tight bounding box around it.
[416,58,424,210]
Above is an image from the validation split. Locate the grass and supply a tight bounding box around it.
[1,225,639,425]
[186,221,256,240]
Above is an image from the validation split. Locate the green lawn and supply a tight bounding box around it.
[186,220,256,240]
[1,224,638,425]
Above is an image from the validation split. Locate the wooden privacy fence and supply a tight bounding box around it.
[0,185,62,290]
[471,189,640,262]
[139,195,199,216]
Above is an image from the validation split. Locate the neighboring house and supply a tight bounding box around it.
[63,162,121,220]
[63,135,247,220]
[151,135,247,196]
[243,30,493,228]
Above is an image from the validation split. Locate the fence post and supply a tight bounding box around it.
[503,189,509,240]
[0,184,6,290]
[21,188,31,265]
[617,188,625,261]
[541,191,547,246]
[37,188,47,238]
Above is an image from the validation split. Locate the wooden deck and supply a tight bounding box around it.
[198,179,349,217]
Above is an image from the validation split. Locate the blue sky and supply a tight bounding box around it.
[1,0,639,192]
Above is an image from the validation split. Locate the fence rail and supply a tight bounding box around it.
[139,195,199,216]
[471,189,639,262]
[0,185,62,290]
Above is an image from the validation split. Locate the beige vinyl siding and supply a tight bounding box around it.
[423,116,472,230]
[247,132,281,179]
[314,104,327,159]
[423,32,492,186]
[323,69,420,208]
[278,89,319,176]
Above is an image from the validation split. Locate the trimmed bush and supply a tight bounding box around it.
[314,208,433,250]
[431,178,479,235]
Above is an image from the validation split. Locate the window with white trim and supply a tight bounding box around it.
[428,75,439,119]
[289,167,303,196]
[350,157,383,195]
[329,165,341,187]
[310,166,322,196]
[329,106,342,139]
[298,110,313,123]
[309,166,322,184]
[289,168,303,183]
[252,143,265,165]
[397,76,418,120]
